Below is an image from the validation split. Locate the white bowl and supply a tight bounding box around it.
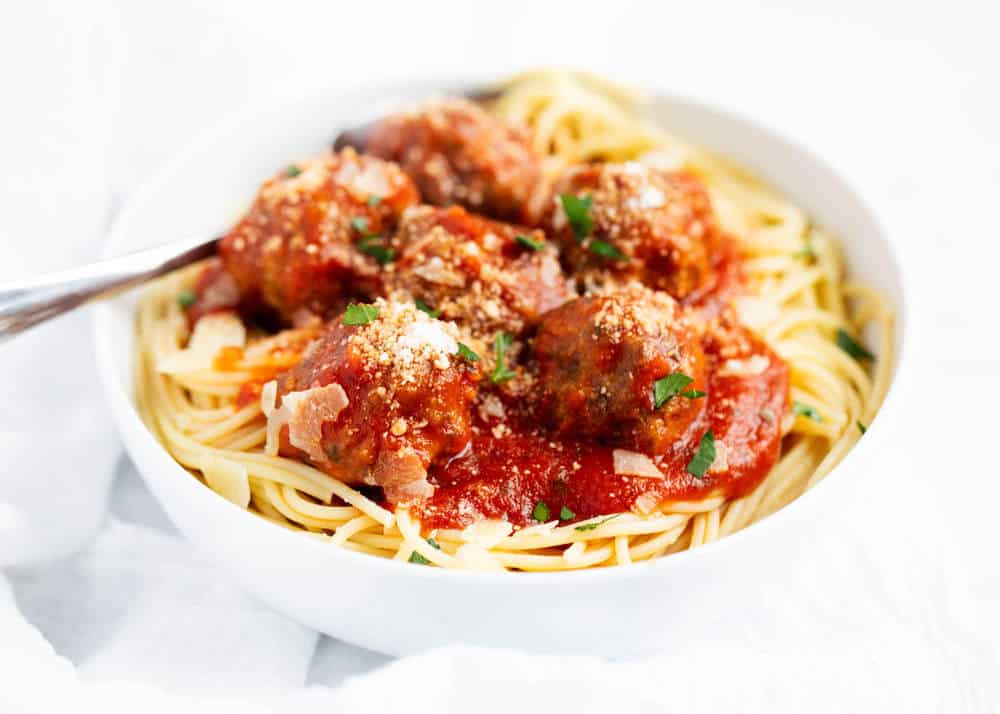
[94,78,910,658]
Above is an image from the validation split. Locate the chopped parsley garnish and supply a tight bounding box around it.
[177,290,197,309]
[574,514,619,532]
[415,299,441,318]
[559,505,576,521]
[857,421,867,435]
[559,193,593,242]
[352,216,394,264]
[356,237,395,265]
[342,303,379,326]
[835,328,875,361]
[456,342,480,363]
[533,500,551,522]
[792,240,816,261]
[686,430,716,479]
[515,234,544,251]
[653,373,699,409]
[367,194,382,207]
[284,165,302,177]
[491,332,516,384]
[407,537,441,565]
[792,401,823,423]
[589,239,626,261]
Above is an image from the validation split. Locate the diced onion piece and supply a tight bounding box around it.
[158,312,246,374]
[461,519,513,548]
[613,449,664,479]
[202,454,250,508]
[454,543,505,571]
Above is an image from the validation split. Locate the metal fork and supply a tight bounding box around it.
[0,237,218,340]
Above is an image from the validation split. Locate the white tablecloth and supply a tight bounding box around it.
[2,1,998,711]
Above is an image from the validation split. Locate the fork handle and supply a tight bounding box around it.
[0,237,218,341]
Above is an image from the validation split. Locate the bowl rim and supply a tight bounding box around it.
[92,73,913,583]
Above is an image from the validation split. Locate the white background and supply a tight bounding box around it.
[0,0,998,711]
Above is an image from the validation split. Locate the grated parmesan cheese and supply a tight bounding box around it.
[719,355,770,377]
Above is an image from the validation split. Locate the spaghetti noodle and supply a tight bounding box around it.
[134,69,893,571]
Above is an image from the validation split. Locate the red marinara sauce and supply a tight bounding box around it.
[414,322,788,529]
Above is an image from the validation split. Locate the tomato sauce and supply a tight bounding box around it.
[415,328,787,529]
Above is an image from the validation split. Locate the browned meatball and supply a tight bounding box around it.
[533,284,707,454]
[213,149,419,325]
[547,162,720,300]
[265,300,481,503]
[383,205,575,344]
[365,98,542,222]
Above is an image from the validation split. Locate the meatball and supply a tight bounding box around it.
[365,98,542,222]
[383,205,575,343]
[533,284,707,454]
[215,148,419,325]
[265,300,480,503]
[547,162,719,300]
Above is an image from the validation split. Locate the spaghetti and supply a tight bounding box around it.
[134,69,893,571]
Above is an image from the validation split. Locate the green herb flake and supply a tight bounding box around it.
[589,239,626,261]
[574,515,619,532]
[515,234,544,251]
[491,332,516,384]
[836,328,875,361]
[177,290,197,309]
[367,194,382,207]
[559,505,576,521]
[653,373,693,409]
[686,430,716,479]
[351,216,370,234]
[533,500,551,522]
[792,243,816,261]
[342,303,379,326]
[284,165,302,178]
[681,389,707,400]
[356,237,395,265]
[456,342,480,363]
[415,299,442,318]
[407,538,441,565]
[792,401,823,423]
[559,193,593,242]
[857,421,868,435]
